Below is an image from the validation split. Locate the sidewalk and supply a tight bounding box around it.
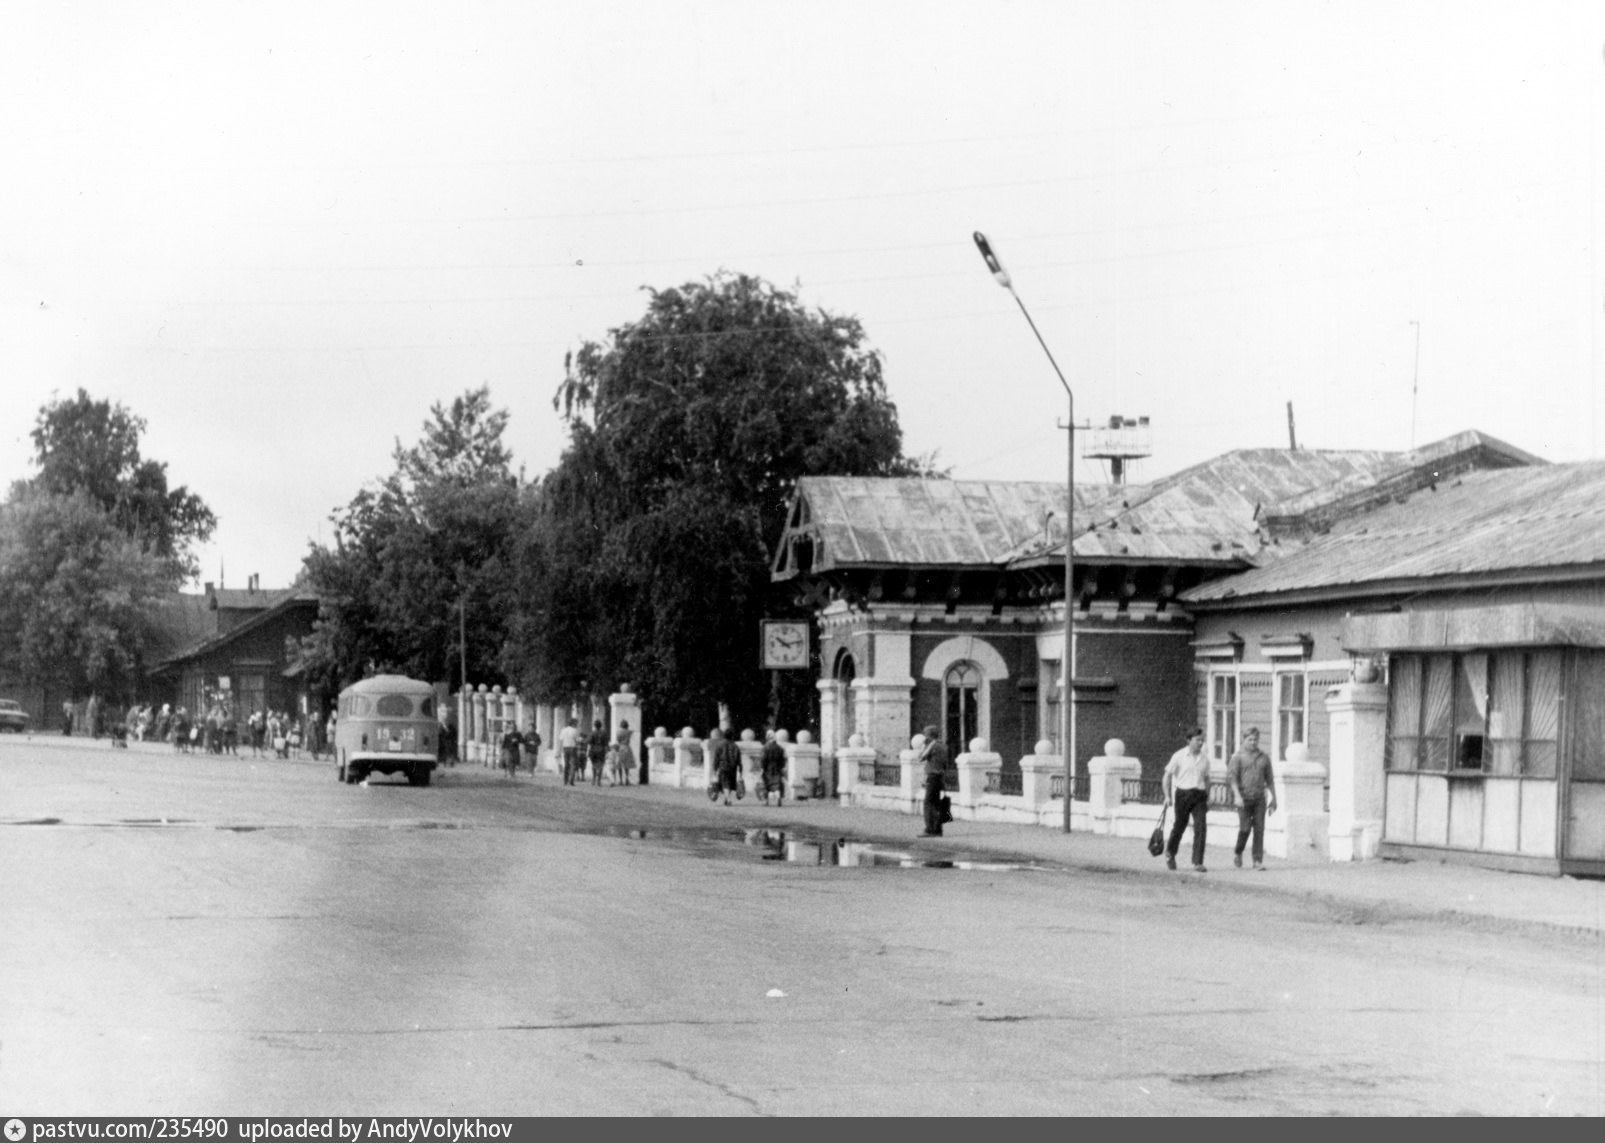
[16,731,1605,939]
[612,771,1605,941]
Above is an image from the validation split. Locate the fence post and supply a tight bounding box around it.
[785,731,822,800]
[1087,739,1141,835]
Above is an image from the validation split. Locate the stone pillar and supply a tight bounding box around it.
[786,731,821,800]
[851,676,915,766]
[1278,743,1330,861]
[471,686,488,766]
[835,734,876,804]
[455,688,468,763]
[608,685,643,776]
[534,703,556,772]
[1325,681,1388,862]
[646,727,674,784]
[673,729,702,789]
[1019,740,1063,809]
[737,730,763,791]
[817,679,841,775]
[955,738,998,812]
[1087,739,1141,835]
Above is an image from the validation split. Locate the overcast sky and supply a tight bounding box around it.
[3,1,1602,589]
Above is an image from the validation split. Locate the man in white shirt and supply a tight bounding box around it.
[1161,727,1212,872]
[558,719,580,785]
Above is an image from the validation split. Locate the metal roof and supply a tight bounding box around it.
[786,477,1104,571]
[1183,461,1605,604]
[1007,448,1402,567]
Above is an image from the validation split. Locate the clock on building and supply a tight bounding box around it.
[761,620,810,669]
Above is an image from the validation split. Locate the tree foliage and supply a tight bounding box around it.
[28,389,216,578]
[297,387,523,695]
[505,272,921,732]
[0,487,179,698]
[0,391,213,698]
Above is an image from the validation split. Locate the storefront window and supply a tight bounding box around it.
[1387,657,1421,770]
[1390,650,1561,778]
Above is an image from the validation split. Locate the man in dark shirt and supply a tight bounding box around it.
[759,730,788,806]
[918,725,950,838]
[1228,727,1277,870]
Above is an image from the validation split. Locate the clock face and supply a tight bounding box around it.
[762,621,809,669]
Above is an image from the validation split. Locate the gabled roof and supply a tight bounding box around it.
[153,586,320,668]
[1182,461,1605,605]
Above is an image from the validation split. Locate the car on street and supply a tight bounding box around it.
[0,699,31,732]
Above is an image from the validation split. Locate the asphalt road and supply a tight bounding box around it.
[1,740,1600,1116]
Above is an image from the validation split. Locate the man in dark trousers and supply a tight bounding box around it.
[1162,727,1212,872]
[759,729,788,806]
[1228,727,1277,870]
[918,725,949,837]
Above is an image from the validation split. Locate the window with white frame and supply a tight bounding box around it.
[1275,672,1305,761]
[1210,673,1238,762]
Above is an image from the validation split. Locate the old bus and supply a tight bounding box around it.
[334,674,439,786]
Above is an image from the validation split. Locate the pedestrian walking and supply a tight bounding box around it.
[759,730,788,806]
[1228,727,1277,870]
[61,700,75,737]
[1163,727,1212,872]
[587,720,608,785]
[709,727,743,805]
[525,728,541,774]
[918,725,949,837]
[500,724,524,777]
[559,719,580,785]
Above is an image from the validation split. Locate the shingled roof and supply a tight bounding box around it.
[1182,460,1605,605]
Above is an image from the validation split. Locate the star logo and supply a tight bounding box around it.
[4,1120,27,1142]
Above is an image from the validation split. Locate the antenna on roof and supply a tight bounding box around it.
[1082,415,1152,485]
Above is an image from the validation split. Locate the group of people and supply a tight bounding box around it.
[706,727,790,807]
[1161,725,1277,872]
[554,718,635,786]
[60,696,338,761]
[912,721,1278,868]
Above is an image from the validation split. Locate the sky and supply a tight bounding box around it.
[3,1,1602,589]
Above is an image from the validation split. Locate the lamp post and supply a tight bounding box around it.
[973,231,1076,832]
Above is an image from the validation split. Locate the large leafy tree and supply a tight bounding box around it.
[505,272,923,733]
[29,389,216,579]
[297,387,523,695]
[0,391,213,699]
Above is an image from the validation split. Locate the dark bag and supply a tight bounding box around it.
[938,794,953,825]
[1148,806,1168,857]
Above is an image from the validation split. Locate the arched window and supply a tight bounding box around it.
[835,651,858,744]
[944,661,981,751]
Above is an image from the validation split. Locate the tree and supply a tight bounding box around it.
[29,389,216,578]
[297,387,523,694]
[0,486,176,699]
[0,391,214,699]
[505,272,922,732]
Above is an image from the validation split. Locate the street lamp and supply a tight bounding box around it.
[973,231,1076,833]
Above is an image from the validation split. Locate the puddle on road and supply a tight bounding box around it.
[2,817,1052,872]
[581,823,1052,872]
